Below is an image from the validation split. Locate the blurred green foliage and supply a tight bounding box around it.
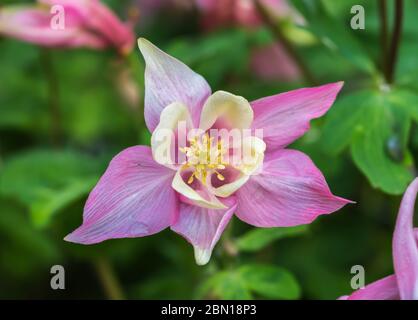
[1,0,418,300]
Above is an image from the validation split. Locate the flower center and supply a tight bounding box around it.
[180,133,227,185]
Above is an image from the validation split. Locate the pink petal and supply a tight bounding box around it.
[196,0,236,30]
[250,43,301,82]
[138,38,212,132]
[393,177,418,300]
[235,149,351,227]
[38,0,90,18]
[83,0,135,54]
[344,275,400,300]
[41,0,134,53]
[196,0,304,29]
[0,6,107,49]
[251,82,344,150]
[65,146,178,244]
[171,197,237,265]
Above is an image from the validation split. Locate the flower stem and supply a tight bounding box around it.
[387,0,404,83]
[40,49,62,146]
[254,0,317,85]
[94,256,126,300]
[378,0,389,77]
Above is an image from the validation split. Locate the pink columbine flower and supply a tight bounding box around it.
[339,178,418,300]
[65,38,350,265]
[0,0,135,54]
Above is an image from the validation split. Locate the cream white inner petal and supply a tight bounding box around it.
[199,91,254,132]
[151,102,192,169]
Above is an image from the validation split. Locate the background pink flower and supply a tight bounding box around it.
[0,0,135,54]
[250,42,301,82]
[196,0,304,30]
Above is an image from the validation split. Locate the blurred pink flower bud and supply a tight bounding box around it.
[0,0,135,54]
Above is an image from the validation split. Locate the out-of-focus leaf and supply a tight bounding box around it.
[281,23,317,46]
[0,149,104,227]
[55,50,138,145]
[199,270,252,300]
[199,264,300,300]
[396,41,418,88]
[320,0,369,18]
[166,29,249,87]
[238,264,301,300]
[308,15,375,74]
[236,226,308,252]
[130,273,193,299]
[0,42,46,131]
[387,89,418,122]
[0,198,60,279]
[294,0,375,74]
[274,211,391,299]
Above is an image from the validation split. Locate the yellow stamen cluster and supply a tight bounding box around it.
[180,133,227,185]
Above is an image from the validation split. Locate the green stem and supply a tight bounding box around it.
[40,49,62,146]
[122,53,146,142]
[94,256,126,300]
[254,0,317,85]
[387,0,404,83]
[218,219,239,271]
[378,0,389,78]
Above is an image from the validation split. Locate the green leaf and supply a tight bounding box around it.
[397,41,418,88]
[322,88,415,194]
[0,198,60,278]
[0,42,46,131]
[0,149,104,227]
[281,23,318,46]
[131,273,194,299]
[29,176,98,226]
[166,29,249,87]
[198,265,300,300]
[322,90,376,154]
[350,107,412,195]
[308,16,375,74]
[387,89,418,122]
[238,264,301,300]
[320,0,369,18]
[236,226,308,252]
[199,270,253,300]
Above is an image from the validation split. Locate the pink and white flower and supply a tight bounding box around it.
[65,38,350,265]
[340,178,418,300]
[0,0,135,54]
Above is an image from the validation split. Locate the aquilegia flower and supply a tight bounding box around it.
[339,178,418,300]
[65,38,350,265]
[0,0,134,54]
